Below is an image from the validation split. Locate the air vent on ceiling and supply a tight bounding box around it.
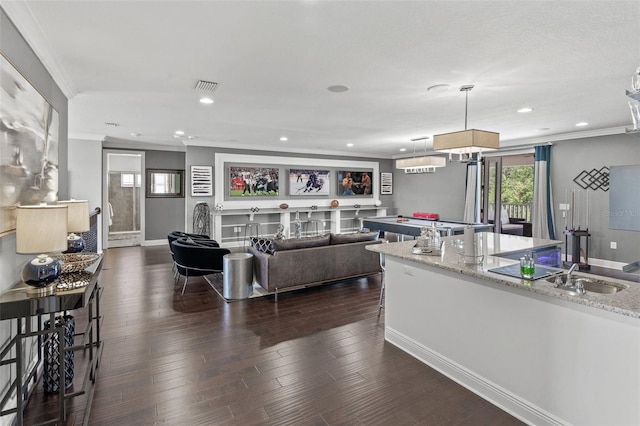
[104,122,120,127]
[194,80,219,93]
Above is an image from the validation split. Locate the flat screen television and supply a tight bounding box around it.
[229,167,279,197]
[289,169,330,195]
[337,171,372,196]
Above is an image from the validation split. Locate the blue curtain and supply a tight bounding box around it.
[532,145,555,239]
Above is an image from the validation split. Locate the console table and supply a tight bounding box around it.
[0,255,104,425]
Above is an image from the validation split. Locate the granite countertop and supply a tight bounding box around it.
[367,233,640,320]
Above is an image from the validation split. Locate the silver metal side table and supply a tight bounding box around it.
[223,252,254,300]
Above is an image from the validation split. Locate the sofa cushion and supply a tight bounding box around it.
[272,234,331,252]
[330,231,380,245]
[250,237,275,255]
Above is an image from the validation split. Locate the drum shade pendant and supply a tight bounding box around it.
[395,137,446,174]
[433,85,499,161]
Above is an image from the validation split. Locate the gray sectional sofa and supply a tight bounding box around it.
[248,231,383,299]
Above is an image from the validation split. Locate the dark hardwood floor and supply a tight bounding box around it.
[24,245,524,425]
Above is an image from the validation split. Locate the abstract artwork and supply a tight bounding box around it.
[573,167,609,192]
[381,172,392,195]
[190,165,213,196]
[1,53,59,236]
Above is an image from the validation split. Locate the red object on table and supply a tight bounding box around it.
[413,212,439,220]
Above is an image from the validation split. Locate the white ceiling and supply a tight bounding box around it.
[3,0,639,159]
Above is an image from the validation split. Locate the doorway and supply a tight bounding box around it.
[482,153,534,234]
[103,150,145,248]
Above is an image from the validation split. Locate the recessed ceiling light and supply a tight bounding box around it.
[280,136,288,142]
[130,132,141,137]
[347,143,354,147]
[400,148,407,152]
[427,84,450,93]
[328,85,349,93]
[517,107,533,113]
[175,130,185,135]
[188,135,198,140]
[576,122,589,127]
[199,97,214,104]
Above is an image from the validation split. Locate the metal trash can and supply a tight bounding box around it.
[223,252,254,300]
[43,315,75,393]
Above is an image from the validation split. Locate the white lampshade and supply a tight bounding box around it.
[396,156,447,170]
[16,205,68,254]
[433,129,499,154]
[57,199,90,232]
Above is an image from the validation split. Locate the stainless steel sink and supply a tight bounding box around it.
[545,274,627,294]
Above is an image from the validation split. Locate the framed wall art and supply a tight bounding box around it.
[190,165,213,197]
[0,53,60,236]
[381,172,393,195]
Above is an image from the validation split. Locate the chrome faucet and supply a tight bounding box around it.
[553,263,586,294]
[567,263,579,284]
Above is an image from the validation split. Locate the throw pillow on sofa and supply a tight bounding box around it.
[250,237,275,255]
[330,231,379,245]
[272,234,331,252]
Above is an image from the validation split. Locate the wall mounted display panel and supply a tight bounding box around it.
[338,170,373,196]
[289,169,330,195]
[229,167,279,197]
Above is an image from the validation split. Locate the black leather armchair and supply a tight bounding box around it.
[171,238,230,295]
[167,231,213,246]
[167,231,219,282]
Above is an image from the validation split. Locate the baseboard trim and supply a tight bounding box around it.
[385,327,565,426]
[142,239,167,246]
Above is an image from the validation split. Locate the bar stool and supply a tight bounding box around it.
[377,240,389,318]
[352,214,362,231]
[377,252,386,318]
[243,222,261,248]
[305,219,323,236]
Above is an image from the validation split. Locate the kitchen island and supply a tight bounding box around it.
[367,233,639,426]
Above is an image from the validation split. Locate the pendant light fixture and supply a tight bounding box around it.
[433,85,499,161]
[396,137,446,174]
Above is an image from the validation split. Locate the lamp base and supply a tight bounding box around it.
[26,282,57,296]
[65,233,85,253]
[22,255,62,287]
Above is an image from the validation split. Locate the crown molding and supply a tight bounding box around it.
[501,126,628,147]
[1,0,77,98]
[183,138,390,159]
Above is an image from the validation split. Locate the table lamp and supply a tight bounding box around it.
[16,204,68,290]
[57,199,90,252]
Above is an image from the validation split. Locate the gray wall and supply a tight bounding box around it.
[0,9,68,298]
[1,7,68,422]
[392,158,468,220]
[550,133,640,263]
[184,145,394,234]
[144,150,186,240]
